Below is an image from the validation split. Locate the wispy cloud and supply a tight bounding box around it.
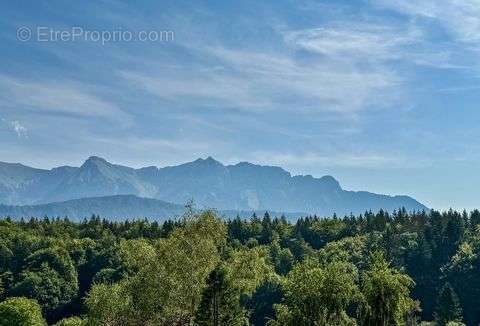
[283,21,466,70]
[0,75,131,124]
[119,11,469,119]
[241,150,433,170]
[234,151,395,170]
[120,38,401,115]
[119,69,275,112]
[374,0,480,43]
[283,23,420,61]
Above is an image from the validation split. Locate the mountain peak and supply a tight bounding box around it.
[82,156,109,168]
[85,155,108,163]
[193,156,223,166]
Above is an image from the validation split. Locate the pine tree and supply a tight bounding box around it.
[470,210,480,229]
[435,283,463,326]
[195,267,246,326]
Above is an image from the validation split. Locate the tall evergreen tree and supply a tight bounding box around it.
[194,267,246,326]
[434,283,463,326]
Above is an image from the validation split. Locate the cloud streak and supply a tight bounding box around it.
[119,12,469,120]
[120,37,401,115]
[283,23,420,61]
[0,75,131,124]
[231,150,433,170]
[374,0,480,43]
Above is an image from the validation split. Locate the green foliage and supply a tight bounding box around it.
[10,247,78,317]
[358,252,416,326]
[445,322,465,326]
[85,281,132,326]
[91,268,121,284]
[318,235,368,268]
[245,279,284,326]
[117,238,155,274]
[194,267,247,326]
[53,316,85,326]
[434,283,463,326]
[442,228,480,325]
[0,297,46,326]
[270,238,294,275]
[269,259,358,325]
[86,210,227,325]
[2,208,480,324]
[224,246,275,296]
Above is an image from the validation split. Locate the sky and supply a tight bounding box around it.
[1,0,480,210]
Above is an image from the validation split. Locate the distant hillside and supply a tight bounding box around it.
[0,156,428,216]
[0,195,303,221]
[0,195,183,220]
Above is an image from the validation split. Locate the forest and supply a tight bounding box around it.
[0,207,477,326]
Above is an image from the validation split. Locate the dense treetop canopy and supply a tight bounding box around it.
[0,207,478,325]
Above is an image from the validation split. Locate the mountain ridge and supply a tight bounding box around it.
[0,156,428,216]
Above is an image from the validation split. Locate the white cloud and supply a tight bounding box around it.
[1,118,28,138]
[10,120,28,138]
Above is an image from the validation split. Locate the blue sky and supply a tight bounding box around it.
[1,0,480,210]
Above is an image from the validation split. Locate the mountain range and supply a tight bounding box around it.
[0,156,427,219]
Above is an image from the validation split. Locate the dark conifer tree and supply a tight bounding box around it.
[471,209,480,229]
[434,282,463,326]
[195,267,245,326]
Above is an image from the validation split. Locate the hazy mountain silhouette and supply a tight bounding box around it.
[0,156,427,216]
[0,194,304,221]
